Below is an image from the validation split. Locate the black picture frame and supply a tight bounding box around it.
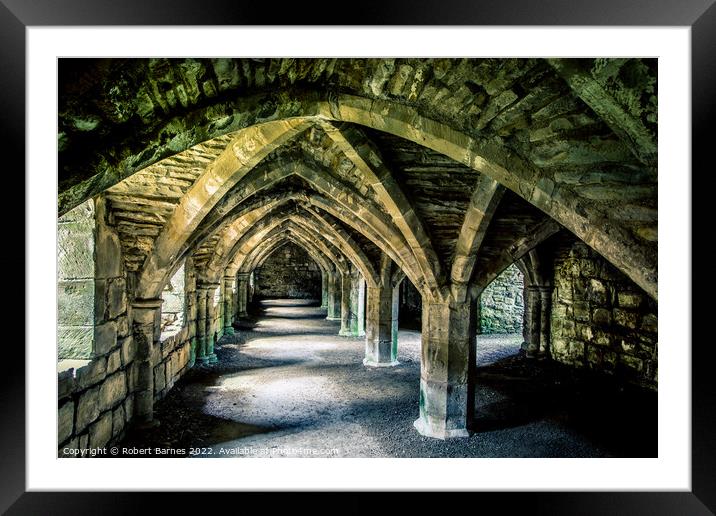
[4,1,712,513]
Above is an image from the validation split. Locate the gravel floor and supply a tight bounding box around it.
[120,299,656,458]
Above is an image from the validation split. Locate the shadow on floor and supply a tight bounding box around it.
[473,355,657,457]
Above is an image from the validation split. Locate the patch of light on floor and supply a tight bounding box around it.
[214,373,328,394]
[241,335,339,351]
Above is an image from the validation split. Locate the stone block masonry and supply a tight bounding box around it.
[255,242,321,299]
[58,199,95,359]
[550,239,657,390]
[58,203,196,456]
[479,264,524,334]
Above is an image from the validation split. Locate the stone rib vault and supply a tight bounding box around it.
[57,58,658,451]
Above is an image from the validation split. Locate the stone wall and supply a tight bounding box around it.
[154,259,196,402]
[58,199,95,359]
[254,242,321,299]
[58,198,134,455]
[550,238,658,389]
[479,264,524,334]
[153,331,192,402]
[58,202,197,455]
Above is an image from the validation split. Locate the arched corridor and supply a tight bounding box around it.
[117,299,654,458]
[57,58,658,457]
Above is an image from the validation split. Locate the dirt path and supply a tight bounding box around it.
[119,299,655,458]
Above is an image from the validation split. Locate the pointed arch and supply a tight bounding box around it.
[130,93,655,301]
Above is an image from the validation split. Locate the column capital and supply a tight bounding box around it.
[197,281,221,290]
[237,272,250,280]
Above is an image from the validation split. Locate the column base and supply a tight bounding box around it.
[338,329,354,337]
[326,316,341,321]
[413,417,470,440]
[363,357,400,368]
[197,353,218,364]
[223,327,235,336]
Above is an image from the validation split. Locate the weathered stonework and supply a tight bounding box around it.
[479,264,524,334]
[58,204,199,455]
[550,239,657,389]
[57,58,659,447]
[254,242,321,299]
[58,199,95,359]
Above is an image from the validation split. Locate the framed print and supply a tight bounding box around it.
[4,0,714,513]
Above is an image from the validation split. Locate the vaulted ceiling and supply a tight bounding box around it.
[59,58,658,301]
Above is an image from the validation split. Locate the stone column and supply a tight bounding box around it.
[338,273,352,336]
[195,286,208,362]
[326,273,341,320]
[357,279,366,337]
[223,276,235,336]
[187,290,197,368]
[414,296,477,439]
[204,283,219,363]
[348,273,360,335]
[364,285,398,367]
[523,285,542,358]
[248,272,254,303]
[320,271,328,309]
[391,285,400,353]
[237,273,249,318]
[538,285,553,357]
[131,298,163,424]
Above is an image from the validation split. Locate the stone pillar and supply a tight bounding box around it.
[338,273,352,336]
[204,283,219,363]
[538,285,553,357]
[326,273,341,320]
[320,271,328,309]
[414,296,477,439]
[347,273,360,335]
[364,285,398,367]
[223,276,235,336]
[195,286,208,362]
[237,273,249,318]
[248,272,255,303]
[131,298,163,424]
[391,285,400,353]
[523,285,542,358]
[357,279,366,337]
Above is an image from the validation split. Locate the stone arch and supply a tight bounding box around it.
[246,225,348,278]
[248,235,331,303]
[115,93,653,302]
[222,213,379,288]
[201,160,425,291]
[242,228,341,281]
[135,118,314,299]
[140,160,424,301]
